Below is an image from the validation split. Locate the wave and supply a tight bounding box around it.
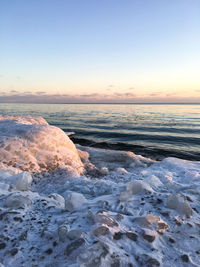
[71,137,200,161]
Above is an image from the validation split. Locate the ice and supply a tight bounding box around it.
[58,224,68,242]
[126,180,153,194]
[65,192,87,211]
[48,193,65,207]
[94,213,118,227]
[5,193,32,209]
[0,115,83,175]
[166,194,193,217]
[9,172,32,191]
[119,181,153,201]
[0,115,199,267]
[67,229,83,240]
[0,182,10,192]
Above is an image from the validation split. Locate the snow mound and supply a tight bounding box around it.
[0,116,83,175]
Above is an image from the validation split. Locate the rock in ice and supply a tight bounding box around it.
[94,213,118,227]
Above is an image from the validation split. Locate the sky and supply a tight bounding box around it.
[0,0,200,103]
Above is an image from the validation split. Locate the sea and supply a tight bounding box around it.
[0,103,200,161]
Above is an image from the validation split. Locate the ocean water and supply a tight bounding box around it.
[0,103,200,161]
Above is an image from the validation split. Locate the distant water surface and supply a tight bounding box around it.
[0,103,200,161]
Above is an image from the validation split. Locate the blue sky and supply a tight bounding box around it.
[0,0,200,103]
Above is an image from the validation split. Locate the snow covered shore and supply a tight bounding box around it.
[0,116,199,266]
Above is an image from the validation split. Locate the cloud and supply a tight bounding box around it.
[165,92,178,97]
[0,90,199,103]
[146,92,163,97]
[10,90,19,93]
[35,91,47,95]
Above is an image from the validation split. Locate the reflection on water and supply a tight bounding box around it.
[0,103,200,160]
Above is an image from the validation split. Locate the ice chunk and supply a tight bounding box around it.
[65,192,86,212]
[9,172,32,191]
[0,170,12,179]
[119,180,153,201]
[134,214,168,233]
[100,167,109,175]
[0,115,83,175]
[126,180,153,194]
[119,190,133,201]
[116,167,128,175]
[58,224,68,242]
[145,175,163,188]
[6,193,32,209]
[48,193,65,207]
[0,182,10,192]
[166,194,193,217]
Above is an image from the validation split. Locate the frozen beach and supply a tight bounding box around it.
[0,115,200,267]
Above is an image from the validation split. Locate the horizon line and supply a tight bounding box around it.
[0,102,200,105]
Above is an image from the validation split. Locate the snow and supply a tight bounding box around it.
[0,115,83,175]
[0,115,199,266]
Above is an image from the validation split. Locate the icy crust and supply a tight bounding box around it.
[0,154,200,266]
[0,116,83,175]
[0,116,200,266]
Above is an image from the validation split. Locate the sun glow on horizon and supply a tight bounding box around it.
[0,0,200,103]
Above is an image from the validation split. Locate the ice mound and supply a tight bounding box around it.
[0,116,83,175]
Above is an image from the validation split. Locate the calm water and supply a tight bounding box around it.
[0,103,200,160]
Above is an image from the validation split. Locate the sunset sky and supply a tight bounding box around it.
[1,0,200,103]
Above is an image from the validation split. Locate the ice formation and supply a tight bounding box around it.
[0,115,83,175]
[0,116,199,267]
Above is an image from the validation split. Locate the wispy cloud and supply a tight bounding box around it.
[35,91,48,95]
[0,90,199,103]
[147,92,163,97]
[10,90,19,93]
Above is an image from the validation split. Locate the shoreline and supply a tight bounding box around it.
[0,115,199,266]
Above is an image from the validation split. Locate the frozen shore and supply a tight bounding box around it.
[0,115,199,267]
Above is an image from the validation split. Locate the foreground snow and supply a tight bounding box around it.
[0,116,199,266]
